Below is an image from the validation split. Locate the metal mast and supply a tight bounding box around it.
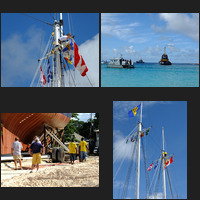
[53,13,64,87]
[162,127,167,199]
[60,13,64,37]
[136,101,143,199]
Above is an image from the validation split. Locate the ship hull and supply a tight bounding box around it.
[1,113,71,154]
[107,64,134,68]
[159,61,172,65]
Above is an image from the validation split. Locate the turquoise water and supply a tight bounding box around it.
[101,63,199,87]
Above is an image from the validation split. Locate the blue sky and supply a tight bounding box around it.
[102,13,199,63]
[1,13,99,87]
[76,113,96,122]
[113,101,187,199]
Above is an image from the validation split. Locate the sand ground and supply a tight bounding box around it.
[1,156,99,187]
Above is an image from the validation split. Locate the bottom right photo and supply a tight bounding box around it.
[113,101,187,199]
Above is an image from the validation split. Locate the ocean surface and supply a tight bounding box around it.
[101,63,199,87]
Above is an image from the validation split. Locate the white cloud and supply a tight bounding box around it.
[166,43,180,52]
[148,192,164,199]
[101,13,139,40]
[113,129,137,162]
[124,45,136,55]
[128,37,147,44]
[151,24,165,33]
[76,33,99,87]
[129,22,140,27]
[159,13,199,41]
[1,25,42,87]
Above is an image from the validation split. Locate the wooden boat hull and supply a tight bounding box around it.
[1,113,71,154]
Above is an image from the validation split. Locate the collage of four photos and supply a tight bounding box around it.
[1,12,199,199]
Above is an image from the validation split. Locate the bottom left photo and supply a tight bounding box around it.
[1,113,99,187]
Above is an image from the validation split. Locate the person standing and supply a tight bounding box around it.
[79,138,89,162]
[68,138,77,164]
[29,137,44,173]
[11,137,23,170]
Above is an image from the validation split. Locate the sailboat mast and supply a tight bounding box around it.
[136,101,143,199]
[162,127,167,199]
[60,13,63,37]
[52,13,64,87]
[53,18,62,87]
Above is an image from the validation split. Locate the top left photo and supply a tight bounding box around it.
[1,13,99,87]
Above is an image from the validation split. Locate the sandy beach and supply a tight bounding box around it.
[1,156,99,187]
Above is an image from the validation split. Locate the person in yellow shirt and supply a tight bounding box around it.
[68,138,77,164]
[79,137,89,162]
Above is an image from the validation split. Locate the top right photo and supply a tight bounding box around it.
[101,13,199,87]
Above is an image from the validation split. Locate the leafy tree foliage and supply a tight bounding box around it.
[63,113,99,142]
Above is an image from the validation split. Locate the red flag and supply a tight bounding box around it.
[165,156,173,168]
[140,132,144,137]
[40,66,46,86]
[74,42,88,76]
[147,163,153,171]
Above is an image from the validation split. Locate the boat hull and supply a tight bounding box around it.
[107,64,134,68]
[1,113,71,154]
[159,61,172,65]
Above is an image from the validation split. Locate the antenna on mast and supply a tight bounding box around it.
[60,13,64,37]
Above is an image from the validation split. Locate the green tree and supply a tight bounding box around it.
[77,113,99,139]
[63,113,99,142]
[63,113,79,142]
[93,113,99,130]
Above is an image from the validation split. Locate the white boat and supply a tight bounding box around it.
[107,57,134,68]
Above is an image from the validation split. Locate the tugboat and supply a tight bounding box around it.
[159,47,172,65]
[136,59,144,63]
[107,55,134,68]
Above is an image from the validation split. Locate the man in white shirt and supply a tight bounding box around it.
[11,137,23,170]
[58,33,72,43]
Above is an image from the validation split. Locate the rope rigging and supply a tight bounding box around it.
[63,57,77,87]
[28,13,93,87]
[121,142,137,199]
[166,167,174,199]
[21,13,53,26]
[113,125,138,164]
[114,126,178,199]
[141,137,151,198]
[154,160,162,197]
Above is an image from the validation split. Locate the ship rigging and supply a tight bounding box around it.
[29,13,93,87]
[113,102,179,199]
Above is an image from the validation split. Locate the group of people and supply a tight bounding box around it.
[68,137,89,164]
[119,58,133,65]
[11,136,89,171]
[11,136,44,172]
